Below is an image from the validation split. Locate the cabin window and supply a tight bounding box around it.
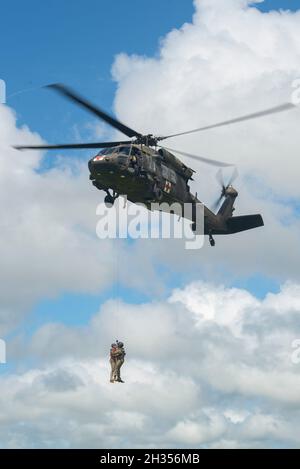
[169,169,177,184]
[148,158,156,173]
[118,146,132,155]
[143,154,156,172]
[161,164,177,183]
[131,147,142,156]
[161,164,168,179]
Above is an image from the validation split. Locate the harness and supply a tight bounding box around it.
[110,347,125,361]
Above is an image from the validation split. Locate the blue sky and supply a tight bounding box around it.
[1,1,300,450]
[1,0,299,140]
[257,0,300,11]
[1,1,194,139]
[0,0,299,368]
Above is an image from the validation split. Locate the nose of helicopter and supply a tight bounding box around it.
[88,153,117,173]
[88,152,129,177]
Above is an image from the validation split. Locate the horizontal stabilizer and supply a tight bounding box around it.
[226,214,264,234]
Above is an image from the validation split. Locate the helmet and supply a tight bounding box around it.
[111,343,117,347]
[117,341,124,348]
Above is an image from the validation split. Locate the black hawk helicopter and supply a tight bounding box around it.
[15,84,295,246]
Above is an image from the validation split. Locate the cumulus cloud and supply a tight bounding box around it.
[2,280,300,448]
[111,0,300,281]
[0,104,116,333]
[2,0,300,449]
[0,106,161,334]
[2,0,300,336]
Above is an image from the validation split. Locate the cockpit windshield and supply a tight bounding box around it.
[96,145,132,156]
[96,148,114,156]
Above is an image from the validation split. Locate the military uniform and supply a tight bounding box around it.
[112,341,125,383]
[109,344,119,383]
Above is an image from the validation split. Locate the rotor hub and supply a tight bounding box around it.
[135,134,158,147]
[224,185,238,198]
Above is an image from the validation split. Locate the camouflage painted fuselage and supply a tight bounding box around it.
[88,144,263,237]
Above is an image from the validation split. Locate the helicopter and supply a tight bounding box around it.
[14,83,296,246]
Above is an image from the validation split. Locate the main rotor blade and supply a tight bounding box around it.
[160,102,296,140]
[160,146,234,167]
[228,166,239,186]
[14,140,132,151]
[46,83,142,139]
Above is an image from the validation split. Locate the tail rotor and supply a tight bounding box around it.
[212,167,239,212]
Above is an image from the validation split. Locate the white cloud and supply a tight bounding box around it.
[0,103,116,333]
[0,106,161,334]
[2,280,300,448]
[109,0,300,282]
[2,0,300,335]
[1,0,300,449]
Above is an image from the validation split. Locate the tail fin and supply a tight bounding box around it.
[226,214,264,234]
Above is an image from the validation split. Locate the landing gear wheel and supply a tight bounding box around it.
[209,233,215,247]
[104,194,114,207]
